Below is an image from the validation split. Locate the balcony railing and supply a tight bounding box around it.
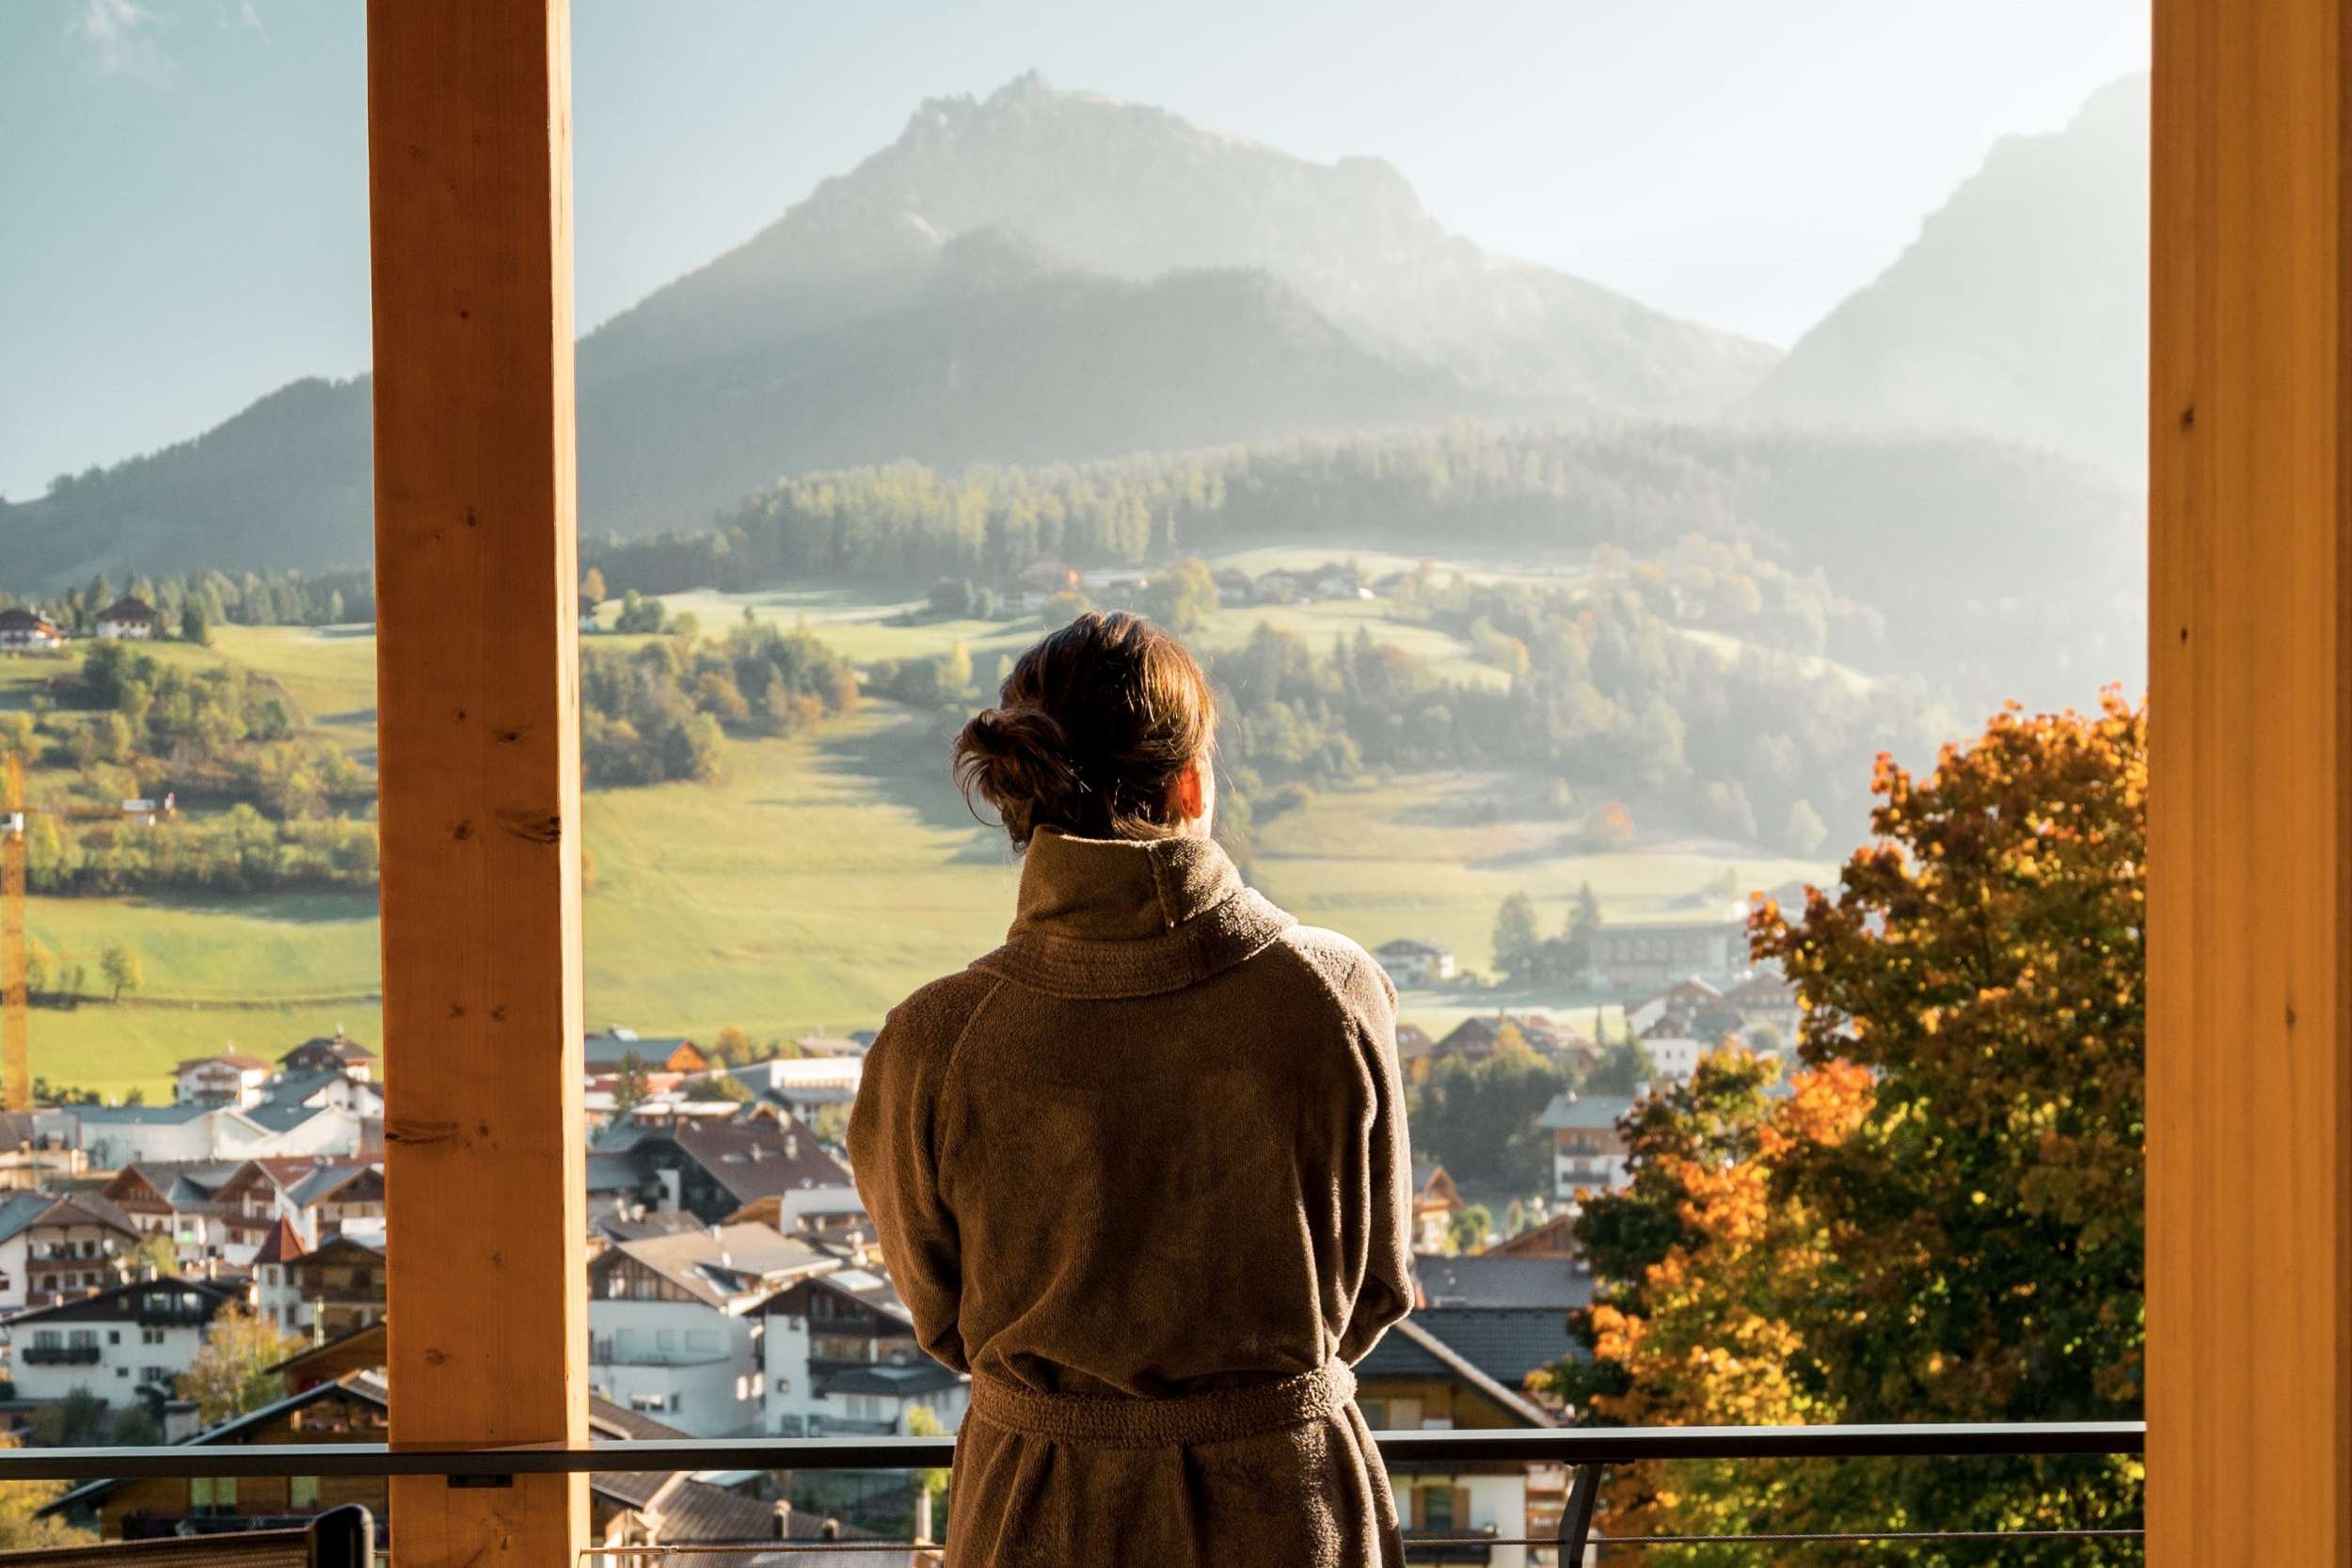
[0,1421,2144,1560]
[20,1344,102,1366]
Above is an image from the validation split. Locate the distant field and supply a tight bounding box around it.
[11,600,1836,1099]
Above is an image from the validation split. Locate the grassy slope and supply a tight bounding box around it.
[16,576,1838,1099]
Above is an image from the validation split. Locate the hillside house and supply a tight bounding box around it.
[1356,1313,1563,1568]
[0,609,67,652]
[1637,1016,1707,1083]
[4,1276,244,1408]
[584,1027,708,1090]
[1410,1163,1464,1253]
[696,1055,864,1119]
[0,1193,141,1312]
[214,1158,386,1252]
[591,1108,855,1227]
[278,1031,377,1083]
[286,1233,387,1339]
[174,1053,273,1110]
[587,1222,834,1435]
[1392,1023,1437,1065]
[0,1110,89,1191]
[94,597,158,640]
[100,1161,270,1269]
[1536,1093,1637,1200]
[1375,937,1456,987]
[1627,977,1725,1037]
[1724,967,1803,1043]
[759,1264,968,1437]
[1486,1211,1581,1259]
[252,1216,310,1332]
[1582,903,1752,993]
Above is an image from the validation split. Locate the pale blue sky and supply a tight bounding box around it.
[1,0,2149,500]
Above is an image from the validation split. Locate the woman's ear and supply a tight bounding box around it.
[1169,756,1206,822]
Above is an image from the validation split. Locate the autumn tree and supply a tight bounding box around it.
[1544,694,2147,1563]
[100,942,142,1002]
[178,1303,296,1425]
[612,1052,652,1116]
[0,1434,91,1546]
[1139,557,1219,633]
[1491,891,1540,979]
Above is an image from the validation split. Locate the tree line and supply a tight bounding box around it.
[580,620,861,787]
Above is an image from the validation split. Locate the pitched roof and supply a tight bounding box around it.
[283,1033,376,1063]
[283,1161,379,1207]
[1393,1023,1436,1059]
[603,1223,833,1309]
[73,1101,216,1125]
[175,1053,271,1073]
[1376,938,1450,958]
[666,1115,854,1207]
[98,597,155,623]
[251,1214,310,1266]
[2,1275,243,1328]
[0,1191,139,1244]
[1408,1306,1581,1392]
[1414,1252,1588,1311]
[1535,1092,1638,1132]
[1358,1316,1556,1428]
[584,1030,700,1069]
[819,1360,962,1399]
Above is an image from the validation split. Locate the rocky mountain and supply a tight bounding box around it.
[0,73,1770,584]
[1739,74,2149,478]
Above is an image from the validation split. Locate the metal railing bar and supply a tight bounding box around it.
[1597,1528,2146,1546]
[0,1421,2146,1482]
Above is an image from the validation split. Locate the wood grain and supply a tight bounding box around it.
[366,2,586,1565]
[2148,0,2352,1560]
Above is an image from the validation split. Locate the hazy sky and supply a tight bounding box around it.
[1,0,2149,500]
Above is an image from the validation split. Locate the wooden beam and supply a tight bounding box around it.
[2147,0,2352,1560]
[366,3,586,1567]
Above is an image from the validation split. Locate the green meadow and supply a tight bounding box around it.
[18,571,1836,1099]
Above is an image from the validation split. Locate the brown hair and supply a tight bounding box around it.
[953,611,1217,847]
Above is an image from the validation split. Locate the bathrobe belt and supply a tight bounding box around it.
[966,1359,1359,1449]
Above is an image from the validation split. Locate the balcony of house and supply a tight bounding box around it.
[19,1342,102,1367]
[588,1335,734,1370]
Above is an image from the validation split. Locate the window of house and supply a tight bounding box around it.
[291,1477,320,1509]
[191,1477,237,1512]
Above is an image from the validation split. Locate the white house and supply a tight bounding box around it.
[0,609,67,652]
[586,1223,834,1435]
[70,1101,366,1169]
[0,1193,143,1314]
[758,1264,968,1438]
[94,597,159,641]
[174,1053,273,1109]
[4,1277,243,1407]
[1375,938,1457,987]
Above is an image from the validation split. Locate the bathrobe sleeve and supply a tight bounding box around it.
[847,977,990,1374]
[1337,953,1415,1363]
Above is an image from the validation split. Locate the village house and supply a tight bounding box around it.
[1375,937,1457,987]
[0,1110,88,1191]
[252,1216,310,1332]
[1409,1163,1465,1253]
[1581,902,1753,993]
[1724,967,1804,1043]
[695,1055,864,1121]
[0,1193,142,1314]
[1627,977,1725,1037]
[100,1161,269,1270]
[1536,1092,1638,1200]
[1486,1211,1581,1260]
[284,1232,387,1340]
[173,1053,273,1110]
[279,1030,378,1083]
[590,1106,857,1228]
[586,1221,835,1435]
[1637,1015,1708,1083]
[214,1158,387,1252]
[3,1276,244,1409]
[94,596,158,640]
[0,608,68,653]
[759,1262,968,1437]
[584,1027,709,1092]
[69,1099,365,1167]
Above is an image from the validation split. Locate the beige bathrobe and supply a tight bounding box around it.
[849,830,1413,1568]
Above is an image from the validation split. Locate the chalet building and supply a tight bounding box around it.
[759,1264,969,1437]
[1486,1211,1580,1259]
[1356,1313,1563,1568]
[584,1027,709,1089]
[1375,938,1457,987]
[590,1107,857,1228]
[0,1110,88,1191]
[253,1217,310,1332]
[1535,1092,1638,1200]
[586,1222,834,1435]
[1724,967,1803,1042]
[278,1031,377,1083]
[39,1373,392,1539]
[3,1276,244,1408]
[1637,1017,1706,1084]
[214,1157,386,1249]
[1628,977,1725,1037]
[0,1192,141,1312]
[94,597,158,640]
[0,608,67,652]
[1581,903,1752,993]
[1409,1164,1464,1253]
[1431,1016,1509,1061]
[285,1233,386,1339]
[100,1161,272,1269]
[695,1055,864,1119]
[1392,1022,1437,1064]
[174,1053,273,1110]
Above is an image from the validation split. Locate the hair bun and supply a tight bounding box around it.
[953,705,1084,844]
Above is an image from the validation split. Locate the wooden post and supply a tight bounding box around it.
[367,3,586,1567]
[2147,0,2352,1560]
